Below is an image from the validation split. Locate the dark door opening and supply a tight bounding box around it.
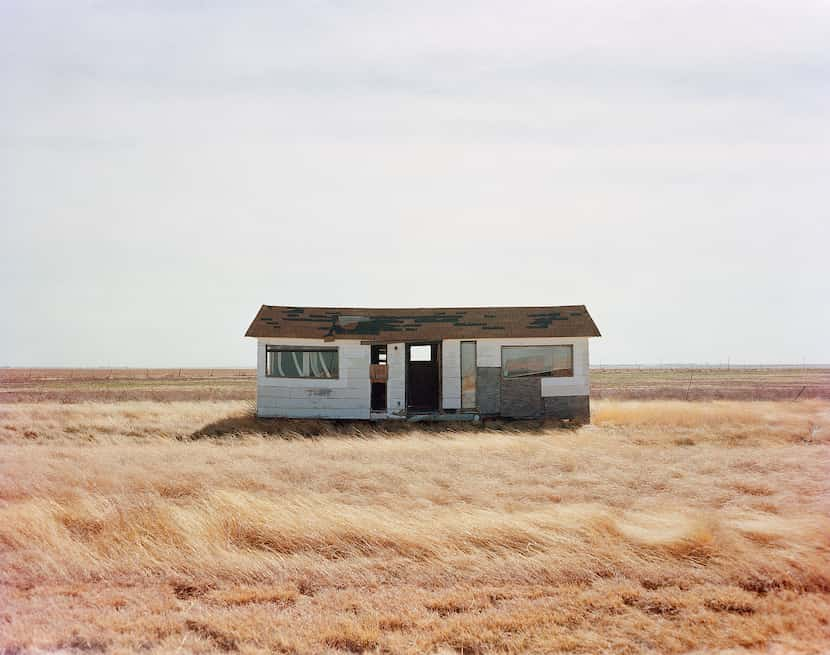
[370,344,387,412]
[406,342,440,413]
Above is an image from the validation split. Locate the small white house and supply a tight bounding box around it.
[245,305,601,422]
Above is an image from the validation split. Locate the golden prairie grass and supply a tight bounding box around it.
[1,400,829,654]
[3,366,829,403]
[591,367,830,401]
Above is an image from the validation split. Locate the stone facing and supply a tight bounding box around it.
[500,377,543,418]
[543,395,590,422]
[474,367,591,423]
[476,367,501,415]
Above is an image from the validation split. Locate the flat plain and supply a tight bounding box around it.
[1,369,829,654]
[3,366,829,403]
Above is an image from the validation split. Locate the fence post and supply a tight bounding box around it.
[685,371,694,401]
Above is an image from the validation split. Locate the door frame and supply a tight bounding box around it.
[405,341,442,414]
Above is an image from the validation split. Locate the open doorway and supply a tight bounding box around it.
[406,342,440,413]
[370,344,387,412]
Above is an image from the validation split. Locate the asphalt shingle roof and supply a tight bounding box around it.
[245,305,601,341]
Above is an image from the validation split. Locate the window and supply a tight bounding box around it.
[502,345,573,378]
[409,345,432,362]
[371,344,387,365]
[461,341,477,408]
[265,346,338,379]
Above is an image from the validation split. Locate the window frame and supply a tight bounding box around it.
[460,340,477,409]
[501,344,574,379]
[264,345,340,379]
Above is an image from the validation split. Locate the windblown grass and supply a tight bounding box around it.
[3,367,829,403]
[1,400,829,653]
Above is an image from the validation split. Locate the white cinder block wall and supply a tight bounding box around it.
[257,336,590,419]
[256,338,371,419]
[441,340,461,409]
[386,343,406,416]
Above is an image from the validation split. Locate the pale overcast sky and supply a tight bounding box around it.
[2,1,828,367]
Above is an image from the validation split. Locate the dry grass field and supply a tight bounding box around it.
[0,369,255,404]
[591,368,830,401]
[1,370,829,654]
[3,367,829,403]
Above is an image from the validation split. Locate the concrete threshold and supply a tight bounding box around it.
[405,412,481,422]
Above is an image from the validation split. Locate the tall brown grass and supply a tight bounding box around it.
[1,400,829,653]
[3,366,829,404]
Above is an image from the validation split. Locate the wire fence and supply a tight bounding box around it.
[0,368,257,383]
[1,367,828,401]
[590,366,830,401]
[592,364,827,370]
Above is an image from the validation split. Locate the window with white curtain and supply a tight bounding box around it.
[265,347,339,379]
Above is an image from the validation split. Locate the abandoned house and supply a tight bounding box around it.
[244,305,601,422]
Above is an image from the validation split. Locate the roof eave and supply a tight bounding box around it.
[244,305,266,338]
[581,305,602,337]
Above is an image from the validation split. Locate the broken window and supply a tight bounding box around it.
[265,347,339,379]
[371,344,387,365]
[501,345,573,378]
[370,345,387,411]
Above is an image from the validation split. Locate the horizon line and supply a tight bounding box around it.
[1,363,829,370]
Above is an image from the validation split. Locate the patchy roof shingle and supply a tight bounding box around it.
[245,305,601,340]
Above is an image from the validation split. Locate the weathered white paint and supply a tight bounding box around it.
[256,336,592,418]
[441,339,461,409]
[476,337,590,397]
[386,342,406,416]
[256,338,370,418]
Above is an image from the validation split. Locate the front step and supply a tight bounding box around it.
[405,412,481,422]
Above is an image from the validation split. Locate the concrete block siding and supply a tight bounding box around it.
[501,377,543,418]
[442,339,461,410]
[256,336,591,421]
[386,343,406,416]
[543,396,591,422]
[257,338,371,419]
[453,337,589,406]
[476,367,501,416]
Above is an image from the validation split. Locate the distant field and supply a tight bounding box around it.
[592,367,830,401]
[1,399,828,653]
[1,367,829,402]
[0,368,255,403]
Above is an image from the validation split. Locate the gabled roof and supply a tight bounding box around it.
[245,305,601,341]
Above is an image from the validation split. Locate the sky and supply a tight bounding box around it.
[1,0,828,367]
